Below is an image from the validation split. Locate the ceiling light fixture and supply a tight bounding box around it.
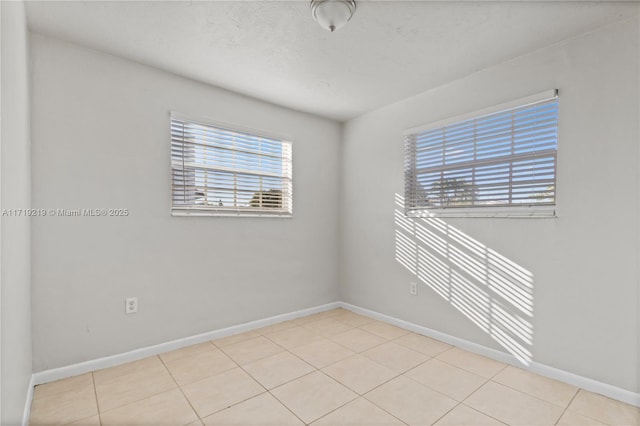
[310,0,356,33]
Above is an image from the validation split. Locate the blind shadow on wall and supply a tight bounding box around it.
[394,193,534,365]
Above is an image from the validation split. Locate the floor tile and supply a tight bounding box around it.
[393,332,453,357]
[93,356,164,384]
[93,356,177,412]
[360,321,410,340]
[362,341,428,373]
[202,393,303,425]
[365,375,457,425]
[292,312,332,326]
[160,343,237,386]
[330,328,387,353]
[100,388,198,425]
[568,389,640,425]
[256,320,298,335]
[333,312,376,327]
[434,404,506,425]
[33,373,94,401]
[492,366,578,407]
[312,310,343,320]
[30,310,640,426]
[289,338,355,368]
[159,342,217,364]
[464,381,564,425]
[67,414,102,425]
[323,308,348,317]
[311,397,404,425]
[243,351,314,389]
[181,368,264,418]
[405,358,486,401]
[301,318,354,337]
[29,373,98,425]
[220,335,284,365]
[436,347,506,378]
[212,330,261,348]
[556,409,606,425]
[264,326,324,350]
[271,371,357,424]
[323,354,398,394]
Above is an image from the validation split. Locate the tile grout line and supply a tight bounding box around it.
[259,308,371,423]
[457,374,569,425]
[216,334,287,366]
[267,380,320,425]
[298,325,431,426]
[429,400,463,426]
[454,380,510,426]
[381,344,502,408]
[244,358,317,391]
[425,345,513,382]
[388,331,455,357]
[405,369,487,400]
[327,330,395,355]
[395,361,484,409]
[90,372,103,425]
[213,334,310,426]
[490,374,580,411]
[309,389,409,426]
[39,309,633,426]
[93,355,184,417]
[344,334,510,425]
[353,312,620,421]
[460,402,510,425]
[258,317,407,425]
[486,371,582,410]
[300,368,360,425]
[335,371,412,426]
[258,314,461,425]
[358,346,432,376]
[257,327,349,425]
[178,339,309,422]
[156,349,206,423]
[246,366,312,425]
[553,387,581,425]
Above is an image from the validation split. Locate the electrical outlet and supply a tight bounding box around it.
[125,297,138,314]
[409,282,418,296]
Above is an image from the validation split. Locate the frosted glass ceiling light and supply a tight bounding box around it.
[310,0,356,33]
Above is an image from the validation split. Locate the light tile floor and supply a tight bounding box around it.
[29,308,640,425]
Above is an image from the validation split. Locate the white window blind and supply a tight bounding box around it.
[171,116,293,216]
[404,91,558,217]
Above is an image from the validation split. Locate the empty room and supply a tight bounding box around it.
[1,0,639,425]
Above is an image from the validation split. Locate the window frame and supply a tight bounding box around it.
[170,112,293,218]
[403,90,559,219]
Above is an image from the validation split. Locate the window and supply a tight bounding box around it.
[404,90,558,217]
[171,115,293,216]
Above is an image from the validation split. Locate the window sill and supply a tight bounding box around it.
[171,209,292,218]
[406,205,556,219]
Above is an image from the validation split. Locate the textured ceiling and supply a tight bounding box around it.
[25,1,638,121]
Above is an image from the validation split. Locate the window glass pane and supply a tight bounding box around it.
[171,117,292,216]
[405,96,558,212]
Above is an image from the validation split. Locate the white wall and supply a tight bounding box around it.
[1,0,33,422]
[30,34,341,371]
[340,17,639,393]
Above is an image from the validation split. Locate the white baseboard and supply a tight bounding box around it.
[21,375,35,426]
[30,302,340,387]
[339,302,640,408]
[24,299,638,425]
